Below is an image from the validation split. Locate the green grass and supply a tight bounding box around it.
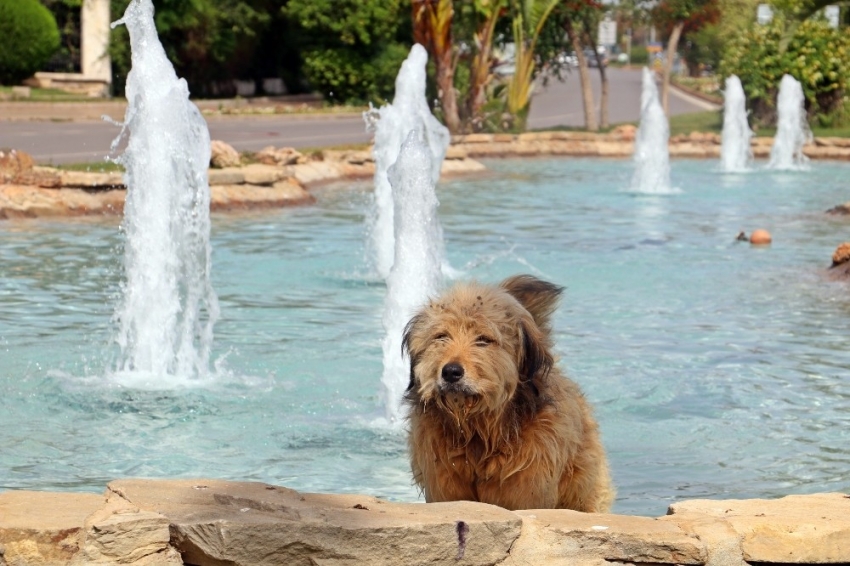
[668,110,722,136]
[667,110,850,138]
[0,86,98,102]
[55,161,125,172]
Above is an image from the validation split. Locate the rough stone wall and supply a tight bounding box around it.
[1,480,848,566]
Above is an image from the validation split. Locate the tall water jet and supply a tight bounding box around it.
[381,131,444,423]
[720,75,753,172]
[767,74,812,170]
[365,44,450,280]
[630,67,674,193]
[110,0,219,385]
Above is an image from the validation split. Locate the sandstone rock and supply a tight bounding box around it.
[440,158,486,175]
[290,161,345,185]
[511,509,706,565]
[612,124,637,142]
[12,166,61,188]
[210,140,241,168]
[463,133,494,144]
[804,145,850,160]
[832,242,850,266]
[107,478,521,566]
[208,167,245,186]
[0,185,125,219]
[241,163,287,185]
[255,145,307,166]
[667,493,850,564]
[210,180,314,210]
[73,492,181,565]
[445,146,467,160]
[0,149,35,183]
[0,490,103,565]
[59,170,124,189]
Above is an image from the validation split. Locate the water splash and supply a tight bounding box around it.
[381,131,444,423]
[110,0,219,386]
[364,44,451,280]
[767,74,812,170]
[720,75,753,172]
[630,68,676,193]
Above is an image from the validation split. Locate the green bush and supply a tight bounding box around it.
[630,46,649,66]
[720,18,850,126]
[302,42,409,105]
[0,0,60,85]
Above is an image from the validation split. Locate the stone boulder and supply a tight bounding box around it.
[664,493,850,564]
[0,149,35,184]
[107,479,521,566]
[255,145,307,166]
[0,490,103,565]
[0,185,125,219]
[210,140,241,169]
[827,242,850,280]
[832,242,850,266]
[511,509,706,565]
[612,124,637,142]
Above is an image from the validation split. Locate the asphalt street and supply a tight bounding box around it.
[0,67,715,165]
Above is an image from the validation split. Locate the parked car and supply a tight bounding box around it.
[585,48,609,68]
[557,51,578,67]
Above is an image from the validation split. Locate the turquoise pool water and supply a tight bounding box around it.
[2,157,850,516]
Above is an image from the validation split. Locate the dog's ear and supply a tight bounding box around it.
[518,313,553,386]
[500,275,563,335]
[402,314,423,392]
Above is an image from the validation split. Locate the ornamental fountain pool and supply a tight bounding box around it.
[3,158,850,516]
[2,3,850,516]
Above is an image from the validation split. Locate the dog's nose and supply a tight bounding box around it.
[441,362,464,383]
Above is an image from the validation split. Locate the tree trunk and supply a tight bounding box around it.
[467,8,500,131]
[412,0,461,133]
[599,63,609,129]
[585,29,609,129]
[565,18,597,132]
[661,21,685,117]
[435,48,461,133]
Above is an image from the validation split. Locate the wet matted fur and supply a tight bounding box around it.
[402,275,615,511]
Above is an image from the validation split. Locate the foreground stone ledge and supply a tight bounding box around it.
[1,482,848,566]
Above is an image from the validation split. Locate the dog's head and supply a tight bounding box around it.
[402,275,563,418]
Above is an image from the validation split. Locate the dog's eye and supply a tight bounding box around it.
[434,333,450,342]
[475,336,495,347]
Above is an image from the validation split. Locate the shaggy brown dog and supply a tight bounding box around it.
[402,275,615,512]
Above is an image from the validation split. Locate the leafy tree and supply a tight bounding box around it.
[0,0,61,84]
[680,0,753,76]
[42,0,82,73]
[413,0,460,131]
[720,17,850,125]
[649,0,715,114]
[110,0,271,97]
[504,0,560,129]
[285,0,410,105]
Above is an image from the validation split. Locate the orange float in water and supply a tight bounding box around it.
[750,229,772,245]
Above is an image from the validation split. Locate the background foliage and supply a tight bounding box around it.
[283,0,410,104]
[720,16,850,125]
[0,0,61,85]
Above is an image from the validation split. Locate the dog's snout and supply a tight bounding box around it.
[441,362,465,383]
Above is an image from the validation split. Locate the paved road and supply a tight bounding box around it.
[528,66,716,130]
[0,68,714,165]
